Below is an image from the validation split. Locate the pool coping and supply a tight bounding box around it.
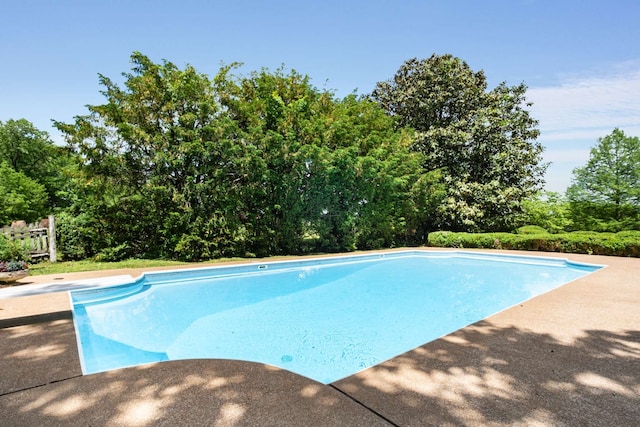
[1,248,639,426]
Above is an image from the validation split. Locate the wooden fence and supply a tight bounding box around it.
[1,215,57,262]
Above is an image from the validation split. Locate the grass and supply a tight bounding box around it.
[28,258,243,276]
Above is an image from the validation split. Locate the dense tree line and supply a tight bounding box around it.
[53,54,436,260]
[524,129,640,232]
[9,52,635,261]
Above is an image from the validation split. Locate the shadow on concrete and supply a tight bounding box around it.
[334,320,640,426]
[0,311,71,328]
[3,316,637,426]
[0,319,82,394]
[0,318,390,426]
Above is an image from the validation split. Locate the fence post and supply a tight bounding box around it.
[48,215,57,263]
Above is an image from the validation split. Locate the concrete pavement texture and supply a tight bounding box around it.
[0,250,638,426]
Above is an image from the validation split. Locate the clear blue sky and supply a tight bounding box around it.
[1,0,639,193]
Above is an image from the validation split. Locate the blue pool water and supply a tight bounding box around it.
[70,251,602,383]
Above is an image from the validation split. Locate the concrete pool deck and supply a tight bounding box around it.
[0,249,638,426]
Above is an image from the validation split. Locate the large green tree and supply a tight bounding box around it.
[55,52,426,260]
[0,119,71,211]
[216,65,427,254]
[567,128,640,230]
[0,161,48,224]
[55,52,256,260]
[372,55,546,231]
[0,119,53,176]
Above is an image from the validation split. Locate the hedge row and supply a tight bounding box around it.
[427,230,640,257]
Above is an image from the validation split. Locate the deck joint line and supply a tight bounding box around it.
[329,384,400,427]
[0,374,83,398]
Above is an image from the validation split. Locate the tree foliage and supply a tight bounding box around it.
[55,53,429,260]
[567,128,640,231]
[48,52,558,261]
[0,119,54,177]
[215,66,429,254]
[7,51,637,261]
[0,119,72,212]
[372,55,546,231]
[0,119,67,224]
[0,161,48,224]
[0,233,31,263]
[520,191,572,233]
[55,53,252,259]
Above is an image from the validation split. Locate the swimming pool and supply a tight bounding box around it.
[70,250,603,383]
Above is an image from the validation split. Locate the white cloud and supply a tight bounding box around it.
[526,64,640,193]
[528,69,640,140]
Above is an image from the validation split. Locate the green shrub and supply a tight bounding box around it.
[612,230,640,238]
[515,225,549,235]
[0,233,30,262]
[521,192,572,233]
[93,243,131,262]
[55,212,97,261]
[0,161,48,225]
[427,230,640,257]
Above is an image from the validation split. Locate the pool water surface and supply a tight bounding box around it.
[70,251,603,383]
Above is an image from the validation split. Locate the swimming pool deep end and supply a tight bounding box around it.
[70,251,603,383]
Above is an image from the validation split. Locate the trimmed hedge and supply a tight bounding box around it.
[427,230,640,257]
